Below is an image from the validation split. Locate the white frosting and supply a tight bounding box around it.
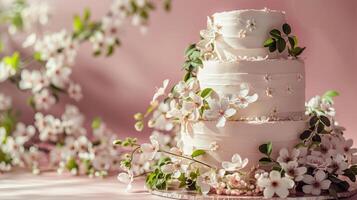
[181,120,307,167]
[212,9,286,58]
[198,59,306,120]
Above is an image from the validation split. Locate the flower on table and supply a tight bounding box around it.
[257,170,294,198]
[277,148,300,164]
[302,170,331,196]
[197,172,215,195]
[204,98,236,128]
[228,83,258,109]
[33,89,56,111]
[151,79,169,105]
[117,171,134,191]
[221,153,248,172]
[280,161,307,181]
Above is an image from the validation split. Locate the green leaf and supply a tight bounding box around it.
[33,52,42,61]
[263,38,275,47]
[270,29,281,38]
[200,88,213,99]
[185,44,196,57]
[290,47,306,57]
[163,0,172,11]
[191,149,206,158]
[277,38,286,53]
[309,116,319,127]
[343,168,357,182]
[134,112,144,120]
[288,36,297,48]
[317,122,325,133]
[3,52,20,71]
[259,157,272,165]
[91,117,102,129]
[282,23,291,35]
[312,134,321,143]
[73,15,83,32]
[268,43,277,52]
[259,142,273,156]
[323,90,339,99]
[300,130,312,140]
[319,115,331,127]
[83,8,91,22]
[66,157,78,170]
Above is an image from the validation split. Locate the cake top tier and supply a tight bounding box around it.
[200,8,287,60]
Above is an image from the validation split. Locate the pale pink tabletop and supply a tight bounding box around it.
[0,171,165,200]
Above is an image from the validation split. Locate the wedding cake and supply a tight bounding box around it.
[180,9,307,167]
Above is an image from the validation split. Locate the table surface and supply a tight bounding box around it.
[0,171,165,200]
[1,171,357,200]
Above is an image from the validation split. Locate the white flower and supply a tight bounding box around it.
[151,79,169,104]
[68,82,83,101]
[117,172,134,191]
[339,138,357,157]
[305,151,331,170]
[0,93,12,111]
[46,62,71,88]
[0,62,16,82]
[238,29,247,38]
[140,138,159,160]
[174,79,199,98]
[277,148,300,164]
[302,170,331,195]
[280,161,307,181]
[92,154,111,171]
[196,16,220,52]
[19,69,49,93]
[204,98,236,128]
[209,141,219,151]
[246,19,257,32]
[196,174,212,195]
[221,154,248,172]
[305,95,335,117]
[149,131,171,148]
[228,83,258,109]
[257,170,294,198]
[33,89,56,110]
[327,154,348,175]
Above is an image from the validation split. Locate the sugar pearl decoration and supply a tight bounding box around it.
[265,87,273,97]
[297,73,304,82]
[263,74,272,82]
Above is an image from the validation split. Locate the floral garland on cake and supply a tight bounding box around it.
[117,22,357,199]
[0,0,171,176]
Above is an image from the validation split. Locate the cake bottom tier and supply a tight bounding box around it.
[180,120,307,168]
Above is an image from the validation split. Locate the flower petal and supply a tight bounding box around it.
[216,116,227,128]
[263,187,275,198]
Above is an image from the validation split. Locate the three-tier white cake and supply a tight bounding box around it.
[181,9,308,167]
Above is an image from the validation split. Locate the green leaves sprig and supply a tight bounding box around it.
[258,142,274,165]
[298,114,332,147]
[183,44,202,82]
[264,23,306,58]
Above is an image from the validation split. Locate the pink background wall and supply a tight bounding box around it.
[2,0,357,141]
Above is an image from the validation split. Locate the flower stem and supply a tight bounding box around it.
[159,150,215,169]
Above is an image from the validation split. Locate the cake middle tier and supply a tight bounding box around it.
[198,59,305,120]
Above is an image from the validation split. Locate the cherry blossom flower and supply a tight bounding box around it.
[140,138,159,160]
[196,16,220,52]
[174,79,199,98]
[257,170,294,198]
[277,148,300,164]
[68,82,83,101]
[327,154,348,175]
[19,69,49,93]
[151,79,169,104]
[33,89,56,110]
[148,102,174,131]
[204,98,236,128]
[228,83,258,109]
[305,151,332,170]
[280,161,307,181]
[221,154,248,172]
[197,172,213,195]
[302,170,331,195]
[0,62,16,82]
[46,62,71,88]
[0,93,12,111]
[117,171,134,191]
[305,95,335,117]
[339,138,357,157]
